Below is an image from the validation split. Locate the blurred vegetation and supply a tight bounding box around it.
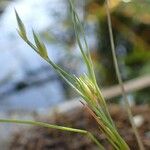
[0,0,11,14]
[85,0,150,103]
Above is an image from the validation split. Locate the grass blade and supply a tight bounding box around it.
[0,119,104,149]
[68,0,96,84]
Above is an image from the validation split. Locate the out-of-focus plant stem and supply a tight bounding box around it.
[105,0,145,150]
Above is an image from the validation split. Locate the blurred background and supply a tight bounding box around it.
[0,0,150,149]
[0,0,150,116]
[0,0,149,112]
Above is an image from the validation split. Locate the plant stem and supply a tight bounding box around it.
[105,0,145,150]
[87,132,105,150]
[0,119,104,149]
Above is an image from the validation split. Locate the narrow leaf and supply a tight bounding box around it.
[0,119,86,133]
[68,0,97,84]
[0,119,104,149]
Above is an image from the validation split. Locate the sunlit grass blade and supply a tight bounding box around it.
[0,119,104,149]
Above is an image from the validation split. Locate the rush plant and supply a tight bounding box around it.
[0,0,144,149]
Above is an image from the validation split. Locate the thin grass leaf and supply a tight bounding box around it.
[46,59,83,95]
[68,0,96,84]
[0,119,104,150]
[0,119,86,133]
[83,104,129,150]
[94,107,129,149]
[26,40,39,53]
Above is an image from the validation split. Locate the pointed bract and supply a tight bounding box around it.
[32,30,48,59]
[15,10,27,41]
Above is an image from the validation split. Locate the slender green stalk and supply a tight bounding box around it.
[87,132,105,150]
[105,0,145,150]
[0,119,104,149]
[69,0,96,85]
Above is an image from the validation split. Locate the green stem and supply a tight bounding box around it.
[69,0,97,84]
[0,119,104,149]
[105,0,144,150]
[87,132,105,150]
